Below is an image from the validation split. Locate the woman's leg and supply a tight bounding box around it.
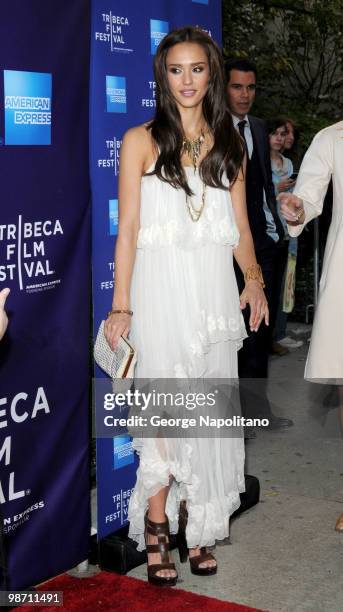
[185,342,244,570]
[148,485,170,522]
[147,484,177,578]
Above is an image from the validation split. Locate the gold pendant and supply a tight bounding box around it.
[182,130,205,170]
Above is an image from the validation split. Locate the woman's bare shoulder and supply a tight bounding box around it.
[122,123,154,148]
[122,123,156,171]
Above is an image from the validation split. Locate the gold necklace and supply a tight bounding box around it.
[183,127,208,222]
[186,182,206,222]
[182,129,205,171]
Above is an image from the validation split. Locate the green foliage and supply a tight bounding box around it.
[222,0,343,149]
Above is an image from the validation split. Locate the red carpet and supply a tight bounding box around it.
[20,571,267,612]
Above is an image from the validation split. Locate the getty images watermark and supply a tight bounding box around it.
[93,379,270,438]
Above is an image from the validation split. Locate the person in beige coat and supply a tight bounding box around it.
[279,121,343,382]
[279,120,343,532]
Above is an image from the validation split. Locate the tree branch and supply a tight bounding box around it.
[255,0,312,15]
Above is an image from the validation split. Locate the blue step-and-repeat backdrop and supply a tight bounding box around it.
[90,0,221,538]
[0,1,91,589]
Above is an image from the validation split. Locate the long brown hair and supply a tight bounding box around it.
[148,26,243,196]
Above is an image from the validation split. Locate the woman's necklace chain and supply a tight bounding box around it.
[182,129,205,171]
[186,183,206,222]
[182,127,208,223]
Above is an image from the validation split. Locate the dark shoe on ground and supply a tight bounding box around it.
[178,501,217,575]
[270,342,290,356]
[189,547,217,576]
[264,414,294,429]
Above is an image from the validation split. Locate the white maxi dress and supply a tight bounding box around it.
[128,165,247,551]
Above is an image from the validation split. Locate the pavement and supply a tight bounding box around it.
[126,323,343,611]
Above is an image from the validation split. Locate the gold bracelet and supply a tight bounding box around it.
[244,264,265,288]
[107,309,133,317]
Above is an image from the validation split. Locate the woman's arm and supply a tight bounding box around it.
[104,125,151,349]
[230,162,269,331]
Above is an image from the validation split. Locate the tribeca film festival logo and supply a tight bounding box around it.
[150,19,169,55]
[4,70,52,145]
[97,136,122,175]
[0,217,63,293]
[106,76,127,113]
[1,386,51,532]
[105,486,134,526]
[142,81,156,109]
[94,12,133,53]
[100,260,115,291]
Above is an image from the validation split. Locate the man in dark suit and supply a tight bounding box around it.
[225,58,293,430]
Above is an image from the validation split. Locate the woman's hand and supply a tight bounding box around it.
[277,177,296,193]
[278,193,304,225]
[104,312,132,350]
[240,281,269,332]
[0,288,10,341]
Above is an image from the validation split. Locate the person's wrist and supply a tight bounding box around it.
[107,308,133,318]
[245,279,263,288]
[112,299,130,309]
[244,264,265,289]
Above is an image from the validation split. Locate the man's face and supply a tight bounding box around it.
[226,69,256,119]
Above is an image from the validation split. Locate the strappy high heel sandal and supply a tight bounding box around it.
[177,500,217,576]
[144,512,178,587]
[188,547,217,576]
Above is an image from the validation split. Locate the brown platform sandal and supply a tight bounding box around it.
[177,501,217,576]
[144,512,178,587]
[189,547,217,576]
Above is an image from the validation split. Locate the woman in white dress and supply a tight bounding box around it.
[105,27,268,586]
